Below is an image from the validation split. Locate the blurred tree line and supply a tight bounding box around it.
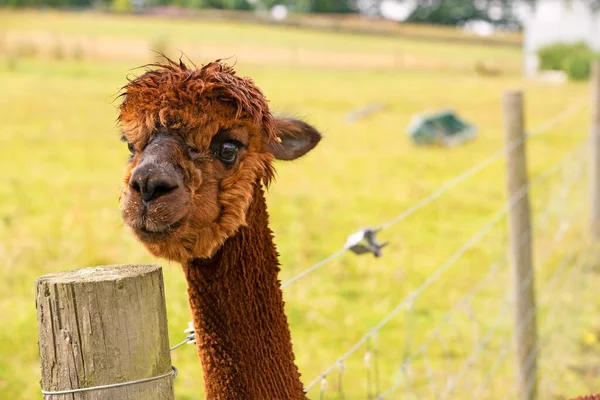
[406,0,516,25]
[1,0,599,22]
[0,0,350,13]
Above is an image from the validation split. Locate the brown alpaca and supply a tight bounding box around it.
[118,58,321,399]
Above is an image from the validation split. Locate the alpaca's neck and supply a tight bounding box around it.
[182,184,306,400]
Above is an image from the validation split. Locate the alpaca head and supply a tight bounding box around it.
[118,59,321,263]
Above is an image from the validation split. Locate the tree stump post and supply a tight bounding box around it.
[36,264,175,400]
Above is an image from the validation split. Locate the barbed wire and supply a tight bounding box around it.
[281,99,587,289]
[304,138,588,394]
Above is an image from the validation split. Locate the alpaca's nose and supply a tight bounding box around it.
[129,163,180,203]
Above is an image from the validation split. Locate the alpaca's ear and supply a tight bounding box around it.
[267,118,322,161]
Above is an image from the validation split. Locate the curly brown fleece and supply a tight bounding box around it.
[183,183,306,399]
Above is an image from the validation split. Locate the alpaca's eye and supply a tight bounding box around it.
[216,142,241,165]
[120,136,135,155]
[187,145,201,158]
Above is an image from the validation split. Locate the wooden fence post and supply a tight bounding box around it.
[591,61,600,238]
[502,90,538,400]
[36,264,175,400]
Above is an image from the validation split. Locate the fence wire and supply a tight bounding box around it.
[303,135,591,399]
[281,99,588,289]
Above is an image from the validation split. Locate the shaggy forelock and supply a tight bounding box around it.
[118,57,277,142]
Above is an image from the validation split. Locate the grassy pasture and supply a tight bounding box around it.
[1,10,599,400]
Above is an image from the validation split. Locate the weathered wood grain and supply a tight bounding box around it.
[36,264,174,400]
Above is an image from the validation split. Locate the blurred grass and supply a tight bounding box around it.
[1,9,599,400]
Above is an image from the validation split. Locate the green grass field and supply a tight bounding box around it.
[1,10,599,399]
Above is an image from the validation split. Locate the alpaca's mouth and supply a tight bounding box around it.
[132,216,187,242]
[121,181,192,244]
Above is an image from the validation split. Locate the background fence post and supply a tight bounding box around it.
[591,61,600,238]
[36,264,175,399]
[502,90,538,400]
